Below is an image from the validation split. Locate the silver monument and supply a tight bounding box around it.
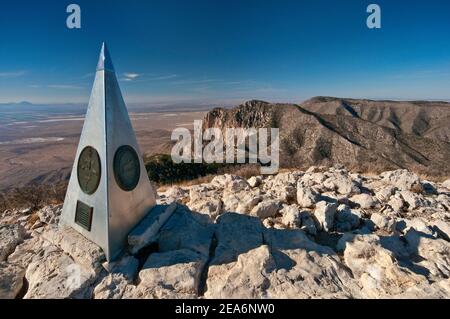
[60,43,156,262]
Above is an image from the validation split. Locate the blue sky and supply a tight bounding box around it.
[0,0,449,105]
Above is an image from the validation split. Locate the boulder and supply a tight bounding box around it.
[212,213,264,265]
[370,213,397,233]
[0,224,25,262]
[128,203,177,254]
[42,226,105,271]
[211,174,249,192]
[323,173,359,195]
[250,200,282,219]
[430,220,450,241]
[400,191,429,211]
[350,194,378,209]
[375,186,396,203]
[162,186,189,204]
[93,273,130,299]
[158,205,214,257]
[335,205,361,232]
[222,190,262,214]
[404,229,450,281]
[442,179,450,190]
[380,170,422,192]
[205,229,359,299]
[138,249,207,296]
[313,201,337,232]
[0,262,25,299]
[37,204,62,225]
[280,205,301,229]
[388,195,405,213]
[24,247,97,299]
[341,234,427,298]
[188,198,223,221]
[247,176,262,188]
[296,186,320,208]
[299,211,317,236]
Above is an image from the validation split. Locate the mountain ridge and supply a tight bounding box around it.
[203,98,450,176]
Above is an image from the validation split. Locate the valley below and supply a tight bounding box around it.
[0,106,205,191]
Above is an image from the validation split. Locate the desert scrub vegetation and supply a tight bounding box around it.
[0,182,67,212]
[144,153,261,187]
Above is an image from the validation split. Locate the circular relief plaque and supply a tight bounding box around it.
[114,145,141,191]
[77,146,101,195]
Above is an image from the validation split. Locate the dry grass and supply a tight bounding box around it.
[0,182,67,213]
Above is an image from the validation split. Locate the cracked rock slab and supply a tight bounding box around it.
[0,262,25,299]
[0,224,26,262]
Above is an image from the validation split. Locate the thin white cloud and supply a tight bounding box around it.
[124,72,141,80]
[47,84,83,89]
[120,73,177,83]
[148,74,177,81]
[170,78,220,85]
[0,70,27,78]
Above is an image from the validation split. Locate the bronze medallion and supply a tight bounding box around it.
[77,146,101,195]
[114,145,140,191]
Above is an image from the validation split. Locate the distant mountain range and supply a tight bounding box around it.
[203,97,450,176]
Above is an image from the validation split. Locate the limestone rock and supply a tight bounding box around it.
[299,211,317,236]
[247,176,262,188]
[222,190,262,214]
[205,245,276,299]
[250,200,282,219]
[188,198,223,221]
[37,204,62,225]
[94,256,139,299]
[0,262,25,299]
[392,279,450,298]
[42,226,105,272]
[138,249,207,296]
[296,186,320,208]
[212,213,264,265]
[375,186,396,202]
[388,195,405,213]
[206,230,359,299]
[404,229,450,281]
[211,174,249,192]
[441,179,450,190]
[350,194,378,209]
[157,205,214,257]
[323,173,359,195]
[94,273,130,299]
[341,234,427,298]
[165,186,189,203]
[128,203,177,254]
[400,191,429,211]
[7,236,45,268]
[335,205,361,232]
[430,220,450,241]
[24,247,97,299]
[380,170,422,192]
[0,224,25,261]
[370,213,396,233]
[313,201,337,232]
[280,205,301,228]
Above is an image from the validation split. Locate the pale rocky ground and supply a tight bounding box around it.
[1,167,450,299]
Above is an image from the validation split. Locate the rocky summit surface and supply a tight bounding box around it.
[1,167,450,299]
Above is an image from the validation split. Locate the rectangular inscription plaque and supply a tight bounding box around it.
[75,200,93,231]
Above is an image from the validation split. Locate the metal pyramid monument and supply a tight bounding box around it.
[60,43,156,262]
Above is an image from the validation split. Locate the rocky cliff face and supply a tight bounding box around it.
[202,99,450,175]
[1,167,450,299]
